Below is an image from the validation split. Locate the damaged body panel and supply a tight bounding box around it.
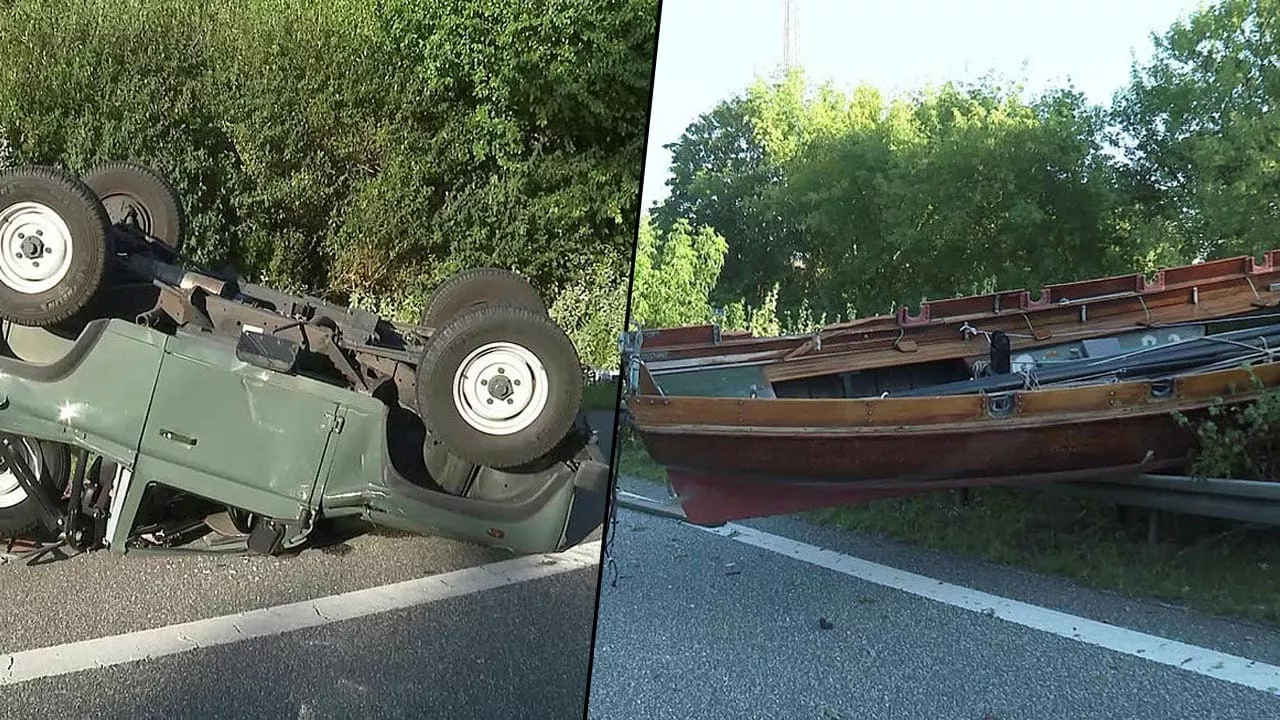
[0,318,608,556]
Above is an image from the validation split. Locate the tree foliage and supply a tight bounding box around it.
[1113,0,1280,263]
[653,72,824,314]
[629,216,727,329]
[655,70,1140,325]
[0,0,658,368]
[650,0,1280,332]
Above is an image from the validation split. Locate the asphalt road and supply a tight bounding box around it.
[585,474,1280,720]
[0,411,620,720]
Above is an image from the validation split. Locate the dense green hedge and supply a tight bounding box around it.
[0,0,657,368]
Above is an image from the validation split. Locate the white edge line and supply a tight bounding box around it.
[0,540,602,686]
[618,493,1280,697]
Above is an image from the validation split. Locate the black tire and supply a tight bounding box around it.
[419,268,547,331]
[0,435,70,537]
[0,166,113,327]
[82,161,186,253]
[416,304,583,469]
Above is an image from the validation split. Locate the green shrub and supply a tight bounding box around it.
[0,0,657,361]
[1176,377,1280,481]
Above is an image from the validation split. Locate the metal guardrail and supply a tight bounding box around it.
[610,472,1280,530]
[1040,473,1280,526]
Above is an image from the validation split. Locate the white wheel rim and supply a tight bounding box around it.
[452,341,551,436]
[0,437,40,509]
[0,201,75,294]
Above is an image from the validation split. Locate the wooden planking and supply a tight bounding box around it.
[899,251,1275,324]
[1163,254,1269,286]
[904,289,1033,321]
[629,359,1280,431]
[627,393,987,427]
[764,340,977,382]
[636,363,661,395]
[638,255,1280,366]
[645,349,786,372]
[761,287,1280,382]
[640,324,719,348]
[637,412,1196,481]
[1014,381,1151,415]
[1174,361,1280,398]
[1041,272,1147,302]
[660,279,1262,369]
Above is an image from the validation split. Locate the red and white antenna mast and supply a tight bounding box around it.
[783,0,798,69]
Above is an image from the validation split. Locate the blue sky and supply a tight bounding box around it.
[641,0,1210,212]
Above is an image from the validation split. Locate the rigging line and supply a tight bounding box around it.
[1031,351,1275,390]
[980,344,1277,394]
[1196,335,1280,360]
[1073,326,1280,369]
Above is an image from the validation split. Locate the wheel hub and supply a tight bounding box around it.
[19,236,44,259]
[0,201,75,295]
[486,374,514,401]
[452,342,551,436]
[101,193,152,234]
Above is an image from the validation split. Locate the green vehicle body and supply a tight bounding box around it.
[0,318,610,555]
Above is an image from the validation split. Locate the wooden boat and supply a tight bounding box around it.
[623,252,1280,525]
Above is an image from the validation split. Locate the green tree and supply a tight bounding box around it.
[655,70,1139,326]
[1113,0,1280,262]
[629,216,727,329]
[368,0,659,301]
[654,69,838,314]
[0,0,658,365]
[876,82,1130,312]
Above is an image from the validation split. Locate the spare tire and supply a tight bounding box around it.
[419,268,547,331]
[0,434,70,537]
[416,304,582,469]
[82,161,186,253]
[0,166,113,327]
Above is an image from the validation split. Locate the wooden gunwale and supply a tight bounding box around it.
[646,281,1278,366]
[626,359,1280,432]
[637,253,1280,375]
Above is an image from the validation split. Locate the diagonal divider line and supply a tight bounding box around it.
[0,540,602,686]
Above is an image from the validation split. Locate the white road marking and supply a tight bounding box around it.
[617,490,1280,697]
[0,540,602,686]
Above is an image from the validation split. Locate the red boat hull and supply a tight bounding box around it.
[628,362,1280,523]
[639,413,1195,524]
[665,461,1185,525]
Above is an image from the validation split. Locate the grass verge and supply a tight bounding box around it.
[617,428,665,483]
[582,380,622,412]
[615,428,1280,626]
